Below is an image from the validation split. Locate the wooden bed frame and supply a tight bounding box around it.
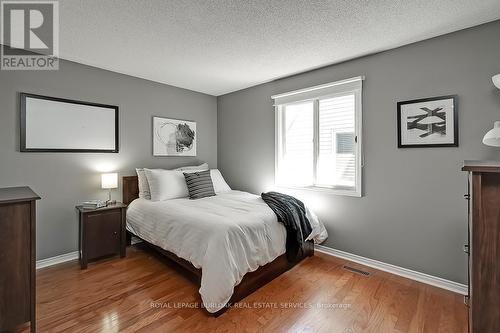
[122,176,314,316]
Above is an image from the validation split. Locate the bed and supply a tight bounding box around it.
[123,175,326,315]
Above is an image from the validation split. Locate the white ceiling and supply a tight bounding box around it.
[59,0,500,96]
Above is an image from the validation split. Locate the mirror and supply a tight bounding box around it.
[20,93,119,152]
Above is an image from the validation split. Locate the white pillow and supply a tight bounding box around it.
[135,164,207,200]
[210,169,231,193]
[135,168,151,200]
[144,168,189,201]
[174,163,209,172]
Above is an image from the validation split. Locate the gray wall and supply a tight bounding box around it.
[218,20,500,284]
[0,58,217,260]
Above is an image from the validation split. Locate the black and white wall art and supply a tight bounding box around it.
[153,116,197,156]
[397,95,458,148]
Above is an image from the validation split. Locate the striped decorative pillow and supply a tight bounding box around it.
[183,170,216,199]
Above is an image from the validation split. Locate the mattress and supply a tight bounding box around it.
[126,190,327,313]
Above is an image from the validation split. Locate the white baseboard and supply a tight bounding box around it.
[36,238,143,270]
[36,251,79,270]
[315,245,468,295]
[36,246,468,295]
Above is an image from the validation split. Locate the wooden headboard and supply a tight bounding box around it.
[123,176,139,205]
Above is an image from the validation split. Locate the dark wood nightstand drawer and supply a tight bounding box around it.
[85,210,121,259]
[77,203,126,269]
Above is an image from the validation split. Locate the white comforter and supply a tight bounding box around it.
[126,190,327,313]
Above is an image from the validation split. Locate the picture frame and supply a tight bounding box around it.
[20,93,119,153]
[397,95,458,148]
[153,116,197,156]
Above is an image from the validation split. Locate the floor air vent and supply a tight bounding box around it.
[343,265,371,276]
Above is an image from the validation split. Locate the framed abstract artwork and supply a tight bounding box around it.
[153,116,196,156]
[397,95,458,148]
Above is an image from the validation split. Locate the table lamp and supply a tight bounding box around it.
[101,173,118,205]
[493,74,500,89]
[483,75,500,147]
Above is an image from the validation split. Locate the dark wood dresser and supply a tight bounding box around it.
[462,161,500,333]
[0,187,40,333]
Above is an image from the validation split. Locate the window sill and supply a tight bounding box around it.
[274,184,362,197]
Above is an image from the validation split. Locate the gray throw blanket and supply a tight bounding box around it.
[261,191,312,262]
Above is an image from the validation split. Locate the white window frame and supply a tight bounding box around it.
[273,76,364,197]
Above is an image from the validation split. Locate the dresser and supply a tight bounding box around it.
[0,187,40,333]
[462,161,500,333]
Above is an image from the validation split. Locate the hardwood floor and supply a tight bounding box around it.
[19,245,467,332]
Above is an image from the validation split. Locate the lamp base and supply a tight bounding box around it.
[106,189,116,206]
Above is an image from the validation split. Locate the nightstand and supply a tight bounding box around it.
[76,202,127,269]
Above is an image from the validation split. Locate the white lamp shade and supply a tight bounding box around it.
[101,173,118,189]
[493,74,500,89]
[483,121,500,147]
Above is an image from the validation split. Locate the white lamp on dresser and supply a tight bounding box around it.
[482,74,500,147]
[493,73,500,89]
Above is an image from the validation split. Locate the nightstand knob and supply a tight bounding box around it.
[113,231,118,236]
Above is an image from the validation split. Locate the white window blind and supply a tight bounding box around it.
[273,76,363,197]
[277,101,314,186]
[317,94,356,187]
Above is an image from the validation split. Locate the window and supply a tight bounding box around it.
[273,77,363,196]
